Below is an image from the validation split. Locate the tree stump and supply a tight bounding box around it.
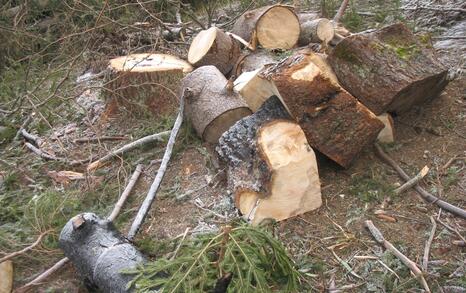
[104,53,192,116]
[298,18,335,46]
[181,66,251,143]
[260,52,384,168]
[328,23,449,115]
[59,213,146,292]
[232,5,300,50]
[217,96,322,225]
[188,27,241,75]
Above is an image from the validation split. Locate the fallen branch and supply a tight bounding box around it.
[24,143,90,166]
[422,216,437,272]
[374,143,466,220]
[394,165,429,195]
[21,129,43,146]
[87,131,170,171]
[364,220,431,293]
[108,164,144,222]
[0,230,51,263]
[16,163,143,292]
[73,136,128,144]
[333,0,350,23]
[14,115,33,141]
[127,94,185,240]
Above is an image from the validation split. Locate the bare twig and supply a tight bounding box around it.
[364,220,431,293]
[333,0,350,23]
[127,94,185,240]
[24,143,90,166]
[170,227,190,261]
[20,129,43,146]
[374,143,466,220]
[14,115,33,141]
[422,216,437,272]
[73,136,128,144]
[226,32,255,50]
[0,230,51,263]
[394,165,429,195]
[87,131,170,171]
[330,249,363,280]
[107,164,144,222]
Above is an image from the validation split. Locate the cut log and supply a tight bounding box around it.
[328,23,449,115]
[298,18,335,46]
[298,12,319,23]
[260,52,384,167]
[188,27,241,75]
[181,66,251,143]
[232,5,300,50]
[59,213,146,292]
[217,96,322,225]
[104,53,192,116]
[234,69,277,112]
[234,50,276,76]
[376,113,395,143]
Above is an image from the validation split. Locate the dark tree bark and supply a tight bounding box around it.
[328,23,449,115]
[59,213,146,293]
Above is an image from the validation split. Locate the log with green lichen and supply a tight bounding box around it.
[328,23,449,115]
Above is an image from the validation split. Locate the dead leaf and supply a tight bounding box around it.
[0,260,13,293]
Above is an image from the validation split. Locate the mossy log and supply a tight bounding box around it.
[328,23,449,115]
[59,213,146,292]
[188,27,241,75]
[217,96,322,225]
[181,66,251,143]
[260,52,384,168]
[232,5,300,50]
[104,53,192,116]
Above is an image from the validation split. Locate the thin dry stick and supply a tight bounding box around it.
[170,227,190,261]
[127,95,184,240]
[108,164,143,222]
[21,129,43,146]
[16,163,143,292]
[24,143,90,166]
[73,136,128,144]
[225,32,255,51]
[0,230,51,263]
[364,220,431,293]
[422,216,437,272]
[333,0,350,23]
[87,131,170,171]
[14,115,33,141]
[395,165,429,195]
[374,143,466,220]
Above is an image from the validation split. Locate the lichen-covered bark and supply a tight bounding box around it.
[217,96,291,199]
[59,213,146,293]
[328,22,449,115]
[181,66,251,143]
[261,53,384,168]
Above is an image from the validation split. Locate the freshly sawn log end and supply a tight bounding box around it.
[182,66,251,143]
[328,22,449,115]
[188,27,241,75]
[232,5,300,50]
[217,96,322,225]
[105,53,192,116]
[59,213,146,292]
[298,18,335,46]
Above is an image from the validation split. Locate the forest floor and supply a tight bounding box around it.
[0,0,465,292]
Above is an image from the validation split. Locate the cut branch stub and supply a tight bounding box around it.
[328,22,449,115]
[217,96,322,225]
[298,18,335,46]
[232,5,300,50]
[188,27,241,75]
[181,66,251,143]
[104,53,192,116]
[260,52,384,168]
[59,213,146,292]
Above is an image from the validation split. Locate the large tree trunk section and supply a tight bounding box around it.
[182,66,251,143]
[298,18,335,46]
[59,213,146,293]
[234,50,276,76]
[260,53,384,168]
[104,54,192,116]
[232,5,300,50]
[217,96,322,225]
[328,23,449,115]
[376,113,395,143]
[188,27,241,75]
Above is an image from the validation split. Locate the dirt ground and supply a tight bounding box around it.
[1,0,465,292]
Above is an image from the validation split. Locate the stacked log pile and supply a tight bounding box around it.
[99,4,449,225]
